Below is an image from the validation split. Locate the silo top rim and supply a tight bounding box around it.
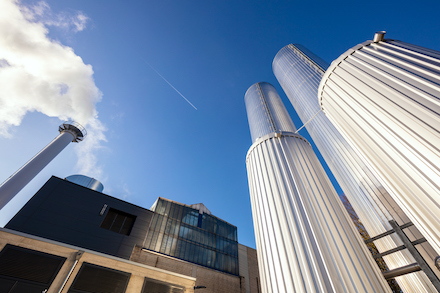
[318,32,395,107]
[244,81,271,97]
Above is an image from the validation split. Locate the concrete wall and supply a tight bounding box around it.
[0,229,195,293]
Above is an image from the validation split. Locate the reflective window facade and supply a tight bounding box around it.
[144,198,238,275]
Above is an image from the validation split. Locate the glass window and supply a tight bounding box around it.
[100,208,136,236]
[144,230,154,249]
[216,253,224,271]
[201,247,208,266]
[173,220,180,237]
[205,250,212,267]
[164,219,171,235]
[188,243,195,263]
[156,199,165,215]
[179,225,187,238]
[181,207,189,225]
[159,235,168,254]
[170,237,176,255]
[174,240,182,257]
[168,203,176,220]
[176,205,183,222]
[163,201,171,217]
[145,201,240,275]
[192,245,200,264]
[209,233,214,248]
[180,241,187,260]
[188,227,195,242]
[201,231,208,246]
[191,210,199,226]
[165,236,173,255]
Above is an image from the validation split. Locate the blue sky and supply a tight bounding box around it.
[0,0,439,249]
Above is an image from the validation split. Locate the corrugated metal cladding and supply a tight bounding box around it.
[319,38,440,256]
[246,132,390,293]
[273,44,439,292]
[244,82,296,143]
[244,83,390,293]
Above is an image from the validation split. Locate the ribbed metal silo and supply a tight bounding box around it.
[245,82,390,293]
[273,43,439,292]
[0,121,86,210]
[318,32,440,259]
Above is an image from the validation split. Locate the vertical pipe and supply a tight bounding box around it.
[0,122,86,210]
[56,250,84,293]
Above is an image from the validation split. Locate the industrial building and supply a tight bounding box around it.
[1,175,259,293]
[2,31,440,293]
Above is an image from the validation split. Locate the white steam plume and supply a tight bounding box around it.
[0,0,106,178]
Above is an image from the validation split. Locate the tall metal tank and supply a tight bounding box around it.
[0,121,86,210]
[245,82,390,293]
[318,32,440,258]
[273,43,439,292]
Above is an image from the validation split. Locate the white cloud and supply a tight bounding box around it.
[21,0,89,32]
[72,12,88,32]
[120,183,131,200]
[0,0,105,177]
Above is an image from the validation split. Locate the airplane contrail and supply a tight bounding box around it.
[144,60,198,110]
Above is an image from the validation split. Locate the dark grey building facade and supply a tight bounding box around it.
[6,176,153,259]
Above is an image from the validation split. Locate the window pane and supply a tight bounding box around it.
[101,208,136,236]
[100,209,117,230]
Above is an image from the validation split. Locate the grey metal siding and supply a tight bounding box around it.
[6,176,153,259]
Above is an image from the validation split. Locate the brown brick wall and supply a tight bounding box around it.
[247,247,260,293]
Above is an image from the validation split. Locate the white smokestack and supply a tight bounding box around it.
[0,121,86,210]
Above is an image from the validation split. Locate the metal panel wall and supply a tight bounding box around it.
[6,176,153,260]
[273,44,438,292]
[244,83,390,292]
[318,37,440,258]
[246,132,390,293]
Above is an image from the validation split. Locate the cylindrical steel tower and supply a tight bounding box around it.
[273,43,439,292]
[0,121,86,210]
[318,32,440,257]
[245,82,390,293]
